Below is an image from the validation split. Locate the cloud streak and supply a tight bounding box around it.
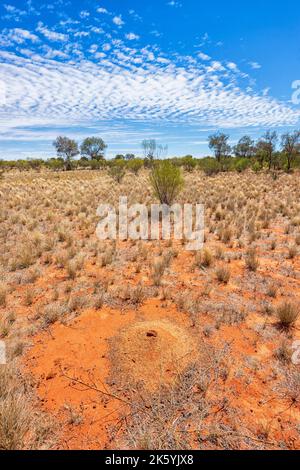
[1,48,299,136]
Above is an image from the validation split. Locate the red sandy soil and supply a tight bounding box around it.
[23,249,300,449]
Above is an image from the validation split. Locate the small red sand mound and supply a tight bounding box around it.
[111,319,196,389]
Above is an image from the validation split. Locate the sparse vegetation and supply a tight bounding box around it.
[1,167,300,450]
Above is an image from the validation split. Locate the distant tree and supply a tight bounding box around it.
[142,139,157,160]
[157,144,168,159]
[255,140,268,169]
[281,130,300,171]
[233,136,256,159]
[115,154,125,160]
[53,136,79,170]
[257,131,278,170]
[141,139,168,162]
[208,132,231,163]
[80,137,107,161]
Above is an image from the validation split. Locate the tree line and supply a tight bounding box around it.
[1,130,300,175]
[208,130,300,172]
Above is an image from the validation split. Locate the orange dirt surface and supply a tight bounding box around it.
[24,300,197,449]
[23,284,300,449]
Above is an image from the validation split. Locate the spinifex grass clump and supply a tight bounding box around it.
[276,302,299,328]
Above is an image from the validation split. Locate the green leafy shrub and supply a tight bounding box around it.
[150,160,184,205]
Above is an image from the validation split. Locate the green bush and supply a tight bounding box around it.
[252,161,261,173]
[200,158,220,176]
[109,160,126,183]
[127,158,144,175]
[234,158,250,173]
[150,160,184,205]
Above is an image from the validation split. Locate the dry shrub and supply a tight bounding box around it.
[42,302,70,327]
[274,341,291,364]
[110,344,236,450]
[245,247,259,271]
[276,302,298,328]
[195,248,213,268]
[288,245,297,259]
[130,284,145,305]
[216,265,231,284]
[0,364,54,450]
[278,369,300,405]
[151,260,166,286]
[0,284,7,307]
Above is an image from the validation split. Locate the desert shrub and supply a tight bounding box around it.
[221,227,232,244]
[0,365,53,449]
[151,260,166,286]
[127,158,144,175]
[182,155,197,172]
[266,283,277,298]
[93,293,104,310]
[0,390,33,450]
[42,302,70,327]
[23,289,35,306]
[0,284,7,307]
[274,341,291,363]
[245,247,259,271]
[276,302,298,328]
[130,284,145,305]
[234,158,251,173]
[252,161,261,173]
[288,245,297,259]
[201,158,220,176]
[278,369,300,405]
[215,265,231,283]
[195,248,213,268]
[109,160,126,183]
[150,161,184,205]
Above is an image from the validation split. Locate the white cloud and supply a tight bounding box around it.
[198,52,211,61]
[7,28,39,44]
[102,43,111,51]
[3,4,26,16]
[89,44,98,53]
[125,33,140,41]
[44,47,69,60]
[227,61,238,71]
[36,23,68,42]
[95,52,106,59]
[249,61,262,70]
[1,49,299,139]
[80,11,90,19]
[113,16,124,26]
[167,1,182,7]
[97,7,108,14]
[74,31,89,38]
[208,61,225,72]
[90,26,104,34]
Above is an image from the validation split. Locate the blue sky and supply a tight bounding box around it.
[0,0,300,159]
